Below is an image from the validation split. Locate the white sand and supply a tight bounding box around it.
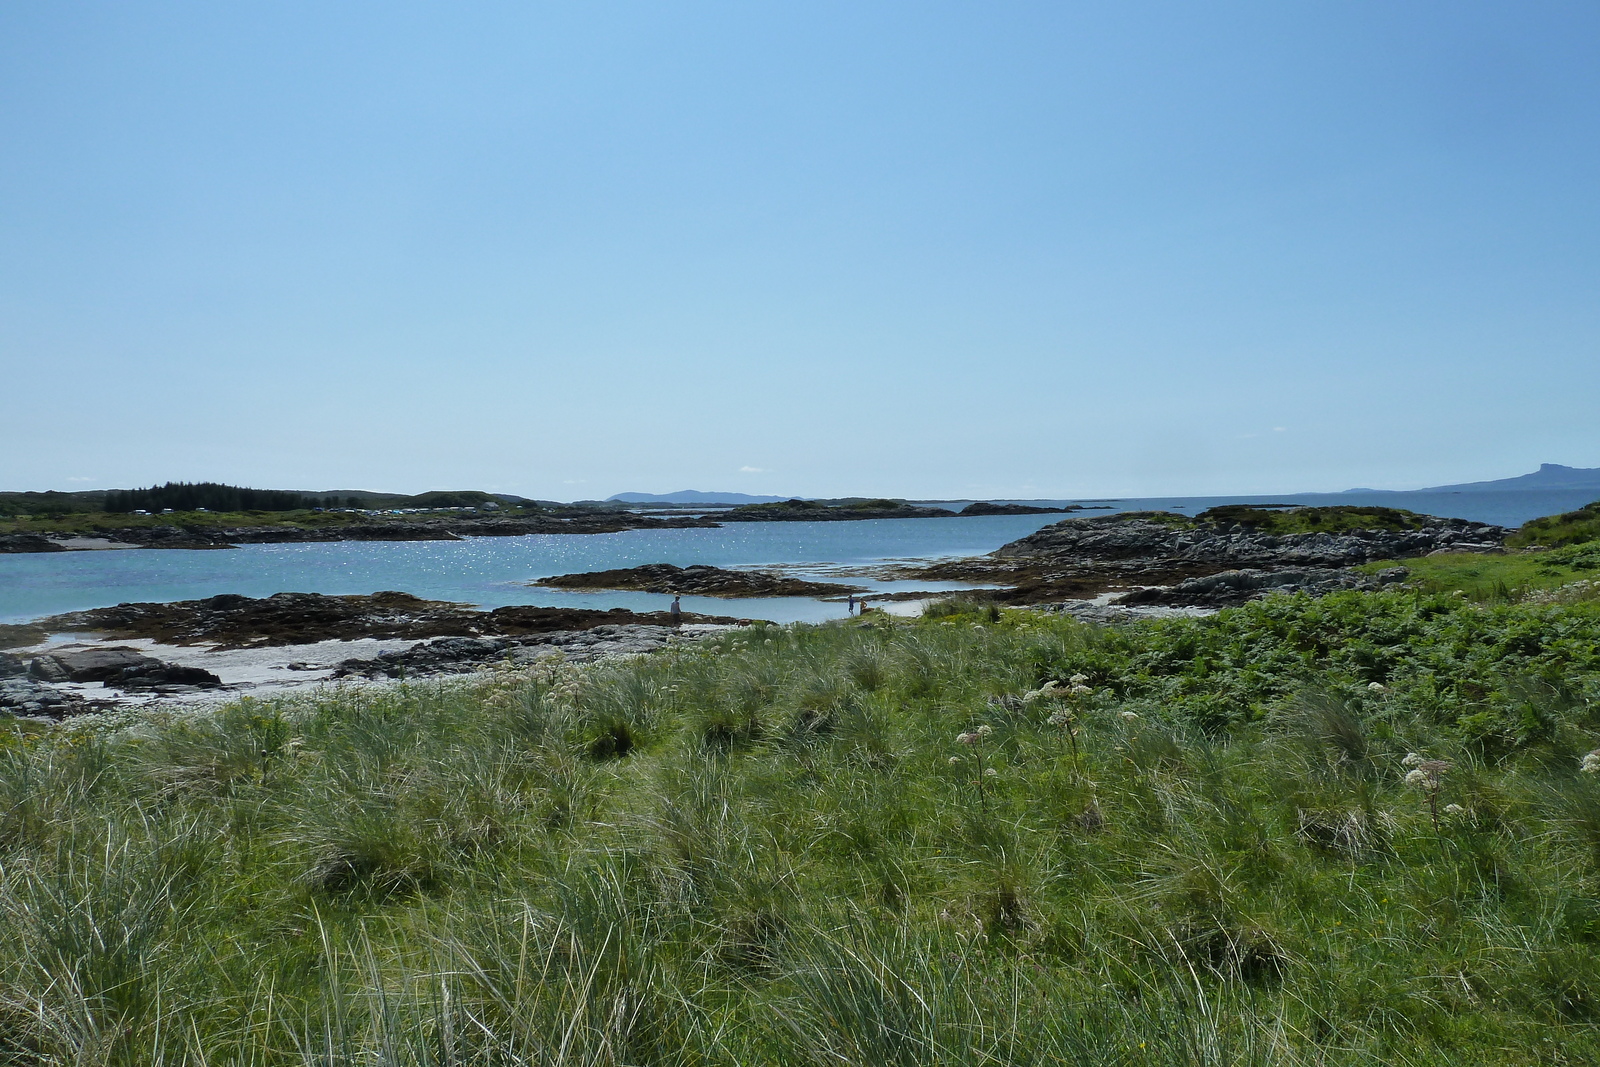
[18,634,428,708]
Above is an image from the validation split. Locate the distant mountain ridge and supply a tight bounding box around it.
[1347,464,1600,495]
[608,490,792,504]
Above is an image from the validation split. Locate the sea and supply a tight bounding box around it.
[2,486,1593,626]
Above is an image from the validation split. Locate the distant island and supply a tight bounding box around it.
[0,481,1080,553]
[1347,462,1600,495]
[3,464,1596,554]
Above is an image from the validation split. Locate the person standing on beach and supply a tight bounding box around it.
[847,593,856,614]
[669,594,682,626]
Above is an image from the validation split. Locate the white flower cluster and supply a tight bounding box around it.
[1119,710,1140,722]
[1582,750,1600,775]
[956,724,994,746]
[1367,682,1390,694]
[1402,753,1451,790]
[1024,674,1094,704]
[526,660,585,708]
[1524,580,1600,606]
[1022,681,1058,703]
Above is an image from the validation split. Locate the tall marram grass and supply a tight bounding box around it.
[3,591,1600,1063]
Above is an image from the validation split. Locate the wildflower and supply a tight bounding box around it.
[1403,757,1452,830]
[1069,673,1089,685]
[1119,710,1140,722]
[984,767,998,777]
[1047,708,1075,728]
[1443,803,1465,816]
[1069,684,1093,696]
[948,756,962,765]
[1582,750,1600,774]
[1402,752,1424,768]
[1368,682,1389,694]
[976,724,993,739]
[957,732,979,745]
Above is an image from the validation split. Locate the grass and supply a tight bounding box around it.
[1094,505,1440,535]
[1194,505,1435,535]
[3,592,1600,1063]
[1511,500,1600,549]
[1349,496,1600,605]
[1362,541,1600,604]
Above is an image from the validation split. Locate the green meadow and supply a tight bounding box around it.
[5,589,1600,1064]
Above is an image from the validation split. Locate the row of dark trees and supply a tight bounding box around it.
[104,483,358,514]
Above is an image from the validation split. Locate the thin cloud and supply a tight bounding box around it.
[738,466,765,473]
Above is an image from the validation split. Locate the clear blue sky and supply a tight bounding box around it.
[3,2,1597,500]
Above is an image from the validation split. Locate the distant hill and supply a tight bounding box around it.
[0,485,535,518]
[608,490,792,505]
[1347,464,1600,495]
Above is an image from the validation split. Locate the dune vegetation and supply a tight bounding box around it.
[3,589,1600,1064]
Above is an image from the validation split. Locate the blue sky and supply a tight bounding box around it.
[2,2,1597,500]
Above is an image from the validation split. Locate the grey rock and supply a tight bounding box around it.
[0,677,85,718]
[27,657,70,683]
[31,647,162,683]
[113,663,224,689]
[996,514,1506,569]
[0,534,67,553]
[1119,567,1384,608]
[331,624,692,678]
[0,652,26,678]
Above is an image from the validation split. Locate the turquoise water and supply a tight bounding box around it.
[3,486,1592,625]
[0,515,1066,625]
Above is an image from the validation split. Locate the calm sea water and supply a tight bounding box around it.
[3,487,1592,626]
[0,515,1065,626]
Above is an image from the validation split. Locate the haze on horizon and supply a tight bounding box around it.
[2,2,1598,502]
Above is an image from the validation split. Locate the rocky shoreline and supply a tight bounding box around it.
[1,506,1523,720]
[910,508,1506,607]
[36,591,746,649]
[1,593,748,718]
[0,512,720,553]
[535,563,865,598]
[0,499,1112,554]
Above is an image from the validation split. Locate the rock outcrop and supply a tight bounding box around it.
[0,677,85,718]
[0,514,724,553]
[1118,566,1412,608]
[536,563,863,598]
[994,513,1502,568]
[331,624,692,677]
[914,509,1506,607]
[719,499,957,521]
[40,592,747,649]
[957,502,1077,517]
[29,647,164,683]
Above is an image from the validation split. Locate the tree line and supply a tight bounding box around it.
[104,483,356,513]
